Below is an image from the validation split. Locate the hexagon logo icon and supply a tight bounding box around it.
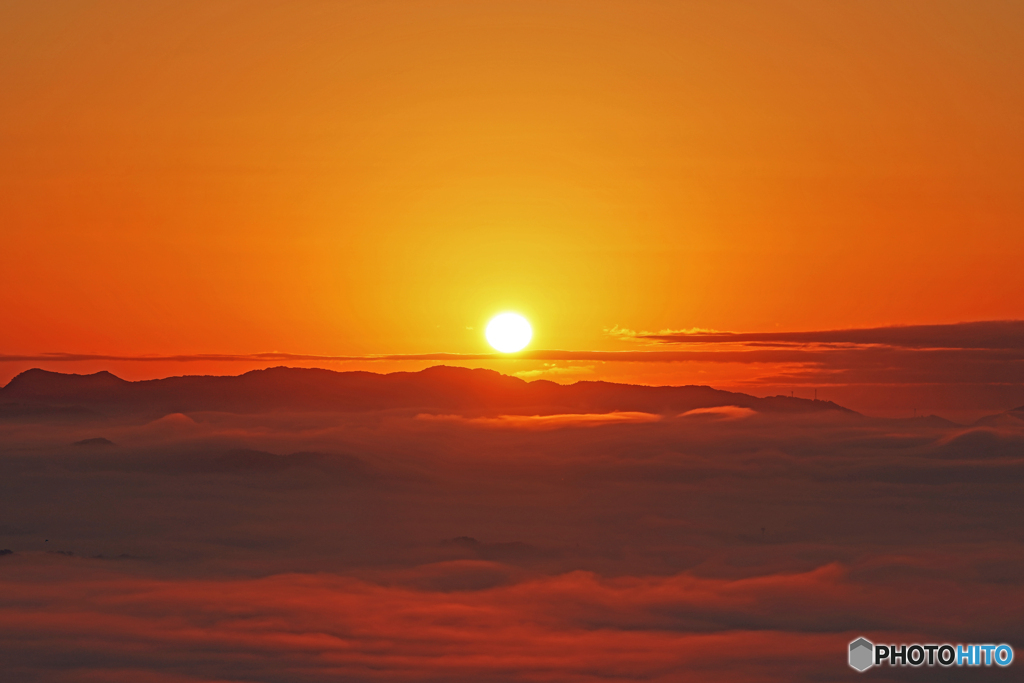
[849,637,874,671]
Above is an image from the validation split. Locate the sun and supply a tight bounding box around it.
[486,313,532,353]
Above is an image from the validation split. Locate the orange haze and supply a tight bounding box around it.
[2,1,1024,415]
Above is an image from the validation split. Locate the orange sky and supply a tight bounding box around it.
[2,1,1024,398]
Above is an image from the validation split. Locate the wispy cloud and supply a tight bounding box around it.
[597,321,1024,391]
[635,320,1024,350]
[416,412,662,430]
[680,406,756,420]
[513,364,595,379]
[605,325,719,341]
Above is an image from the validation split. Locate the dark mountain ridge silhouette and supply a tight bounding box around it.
[973,404,1024,428]
[1,365,855,418]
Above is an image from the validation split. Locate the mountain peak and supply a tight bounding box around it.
[3,368,128,394]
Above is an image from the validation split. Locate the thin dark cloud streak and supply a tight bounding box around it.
[0,350,836,363]
[4,322,1022,365]
[640,320,1024,350]
[7,347,1023,366]
[0,348,873,368]
[0,351,501,363]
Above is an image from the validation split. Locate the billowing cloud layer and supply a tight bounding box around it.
[5,553,1020,683]
[2,388,1023,681]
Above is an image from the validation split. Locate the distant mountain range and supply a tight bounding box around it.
[0,365,854,419]
[975,404,1024,428]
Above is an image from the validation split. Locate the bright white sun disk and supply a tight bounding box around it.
[486,313,532,353]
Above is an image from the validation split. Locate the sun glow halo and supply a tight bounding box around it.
[486,313,532,353]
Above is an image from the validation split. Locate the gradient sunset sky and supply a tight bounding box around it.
[5,6,1024,682]
[3,1,1023,415]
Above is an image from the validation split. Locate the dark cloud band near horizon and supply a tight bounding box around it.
[636,320,1024,349]
[1,322,1022,424]
[4,322,1024,389]
[5,321,1023,364]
